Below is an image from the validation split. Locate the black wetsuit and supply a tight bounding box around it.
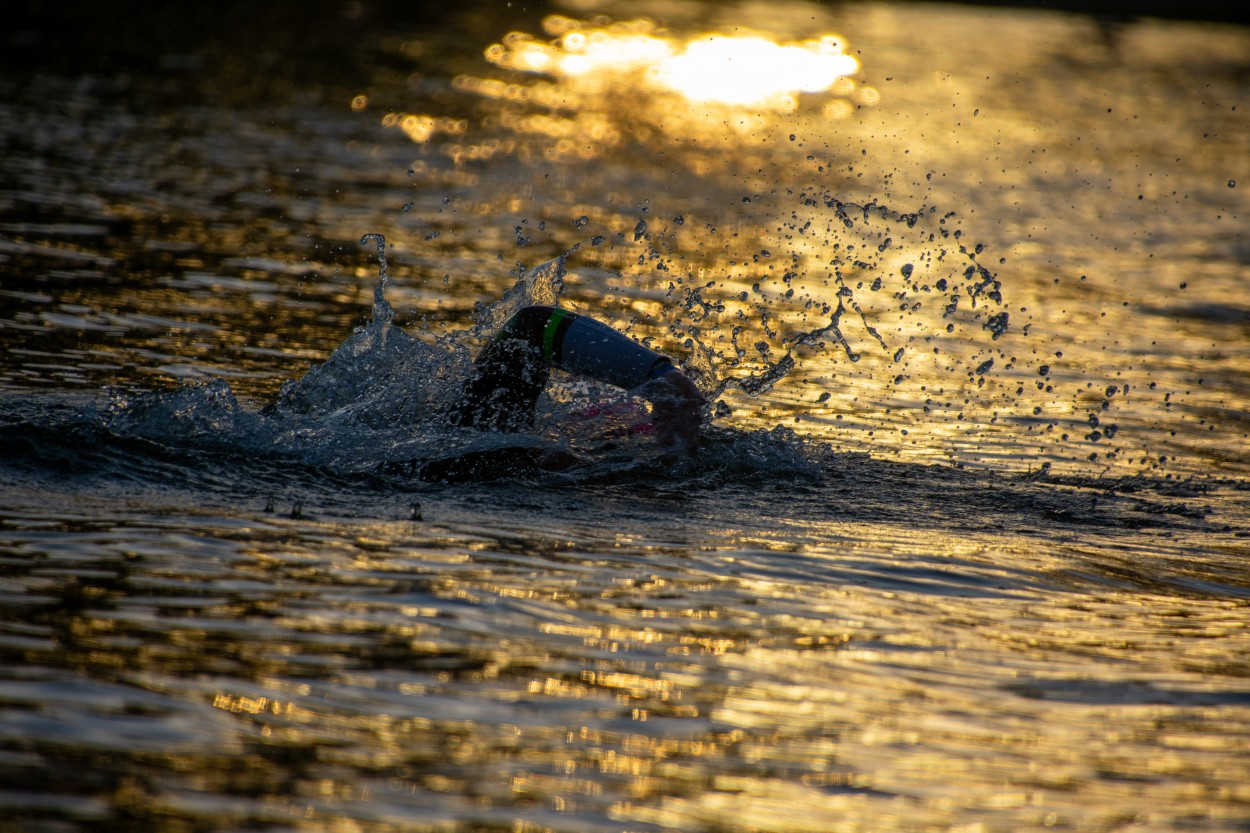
[455,305,676,432]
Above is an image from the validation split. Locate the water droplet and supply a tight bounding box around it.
[1229,180,1237,188]
[633,219,648,241]
[573,215,589,228]
[900,263,913,279]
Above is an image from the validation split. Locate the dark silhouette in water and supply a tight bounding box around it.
[389,305,705,483]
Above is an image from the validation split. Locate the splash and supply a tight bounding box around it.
[261,233,459,434]
[716,290,885,398]
[93,232,864,485]
[471,235,604,335]
[103,378,256,446]
[634,189,1011,425]
[359,232,395,328]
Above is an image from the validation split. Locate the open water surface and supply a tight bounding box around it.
[2,1,1249,830]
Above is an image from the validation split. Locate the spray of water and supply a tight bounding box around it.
[359,232,395,328]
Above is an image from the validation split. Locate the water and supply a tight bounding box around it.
[2,1,1250,830]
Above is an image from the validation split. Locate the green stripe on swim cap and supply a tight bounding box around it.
[541,307,571,364]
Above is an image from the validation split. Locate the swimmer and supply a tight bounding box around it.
[455,305,705,455]
[272,302,704,482]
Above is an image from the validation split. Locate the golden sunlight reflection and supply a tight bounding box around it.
[387,15,872,157]
[651,35,858,106]
[486,17,861,110]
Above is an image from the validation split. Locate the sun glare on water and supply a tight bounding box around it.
[386,15,872,159]
[486,16,862,110]
[652,35,858,106]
